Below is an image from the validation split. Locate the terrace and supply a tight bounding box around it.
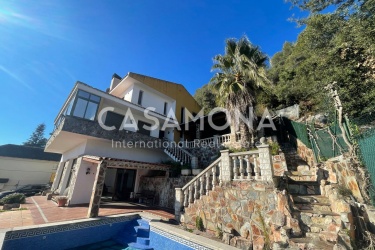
[0,196,174,229]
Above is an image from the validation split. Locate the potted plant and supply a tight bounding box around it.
[181,165,191,176]
[56,196,68,207]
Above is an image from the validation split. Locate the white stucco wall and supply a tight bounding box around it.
[61,142,86,162]
[130,84,176,115]
[69,160,97,205]
[0,157,58,191]
[84,139,168,163]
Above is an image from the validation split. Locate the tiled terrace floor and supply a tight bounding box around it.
[0,196,175,229]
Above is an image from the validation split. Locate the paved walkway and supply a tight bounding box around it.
[0,196,175,229]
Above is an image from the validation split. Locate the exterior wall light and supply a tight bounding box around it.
[86,168,91,175]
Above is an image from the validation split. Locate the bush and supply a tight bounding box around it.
[269,142,280,155]
[338,185,353,197]
[1,193,26,204]
[195,216,204,231]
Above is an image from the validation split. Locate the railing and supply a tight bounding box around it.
[179,150,260,208]
[164,143,196,166]
[229,151,260,180]
[181,158,222,207]
[183,133,241,149]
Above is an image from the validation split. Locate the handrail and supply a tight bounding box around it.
[179,146,194,157]
[182,157,221,191]
[229,150,259,157]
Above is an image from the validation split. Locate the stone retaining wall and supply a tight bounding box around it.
[296,138,315,166]
[139,176,194,209]
[181,181,300,249]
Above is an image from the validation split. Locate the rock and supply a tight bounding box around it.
[240,222,252,239]
[333,244,348,250]
[222,232,234,245]
[271,211,286,228]
[230,237,253,250]
[3,203,20,210]
[223,225,234,234]
[252,235,265,250]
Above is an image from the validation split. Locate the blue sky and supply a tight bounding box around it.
[0,0,306,145]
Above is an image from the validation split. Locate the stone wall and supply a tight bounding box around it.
[139,176,193,209]
[290,136,316,167]
[181,181,300,249]
[272,153,287,177]
[322,156,363,202]
[186,146,221,169]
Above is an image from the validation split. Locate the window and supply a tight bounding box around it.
[137,90,143,105]
[104,111,125,129]
[137,120,151,136]
[181,107,185,123]
[163,102,168,115]
[72,90,101,121]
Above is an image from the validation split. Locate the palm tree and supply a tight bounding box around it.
[210,36,270,148]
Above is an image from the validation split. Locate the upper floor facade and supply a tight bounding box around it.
[45,72,202,160]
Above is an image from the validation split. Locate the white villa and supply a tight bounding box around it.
[45,72,202,210]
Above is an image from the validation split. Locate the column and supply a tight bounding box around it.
[57,160,74,195]
[51,161,65,191]
[220,150,232,182]
[175,188,183,221]
[256,137,274,182]
[87,161,107,218]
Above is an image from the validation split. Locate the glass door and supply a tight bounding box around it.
[113,169,136,201]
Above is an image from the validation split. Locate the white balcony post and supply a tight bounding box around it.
[256,137,274,182]
[220,150,232,182]
[175,188,183,221]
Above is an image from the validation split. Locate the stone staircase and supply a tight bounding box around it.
[282,144,340,249]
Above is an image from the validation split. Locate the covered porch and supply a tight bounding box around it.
[51,155,171,218]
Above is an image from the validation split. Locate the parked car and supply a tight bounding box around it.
[0,184,50,199]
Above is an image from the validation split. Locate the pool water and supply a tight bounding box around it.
[69,239,126,250]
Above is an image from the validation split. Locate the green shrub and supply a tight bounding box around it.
[1,193,26,204]
[195,216,204,231]
[338,185,353,197]
[269,142,280,155]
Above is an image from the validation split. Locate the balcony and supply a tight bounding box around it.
[45,115,162,153]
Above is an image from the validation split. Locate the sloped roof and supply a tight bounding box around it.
[0,144,61,162]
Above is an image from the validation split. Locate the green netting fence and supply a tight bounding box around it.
[353,113,375,203]
[281,117,311,148]
[281,117,349,161]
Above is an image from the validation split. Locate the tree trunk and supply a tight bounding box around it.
[240,122,251,149]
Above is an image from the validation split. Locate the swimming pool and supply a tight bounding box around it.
[0,213,233,250]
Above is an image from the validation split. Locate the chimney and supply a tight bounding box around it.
[110,73,122,91]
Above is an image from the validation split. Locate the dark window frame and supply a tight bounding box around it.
[137,90,144,105]
[71,90,101,121]
[163,102,168,115]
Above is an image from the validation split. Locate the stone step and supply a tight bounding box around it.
[290,237,335,249]
[294,203,332,212]
[296,209,339,217]
[292,195,330,204]
[288,184,320,195]
[305,231,338,243]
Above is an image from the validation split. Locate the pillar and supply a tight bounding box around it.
[51,161,65,191]
[57,160,74,195]
[87,161,107,218]
[220,150,232,182]
[175,188,183,221]
[256,138,274,182]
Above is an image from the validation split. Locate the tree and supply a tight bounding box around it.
[23,124,48,148]
[286,0,374,19]
[268,12,375,118]
[210,36,270,148]
[194,84,217,114]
